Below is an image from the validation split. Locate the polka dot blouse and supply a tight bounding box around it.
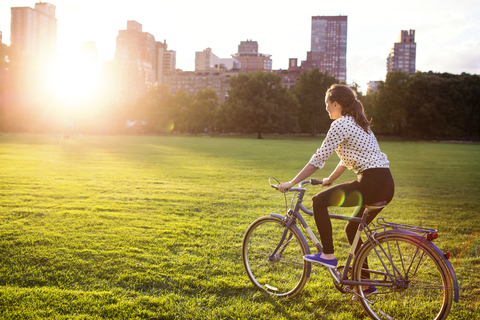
[309,115,389,174]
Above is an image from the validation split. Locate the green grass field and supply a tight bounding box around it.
[0,133,479,319]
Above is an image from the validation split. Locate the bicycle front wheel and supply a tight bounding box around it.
[353,233,453,320]
[242,215,310,297]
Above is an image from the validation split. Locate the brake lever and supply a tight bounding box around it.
[271,184,289,193]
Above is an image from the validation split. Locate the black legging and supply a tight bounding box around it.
[312,168,395,254]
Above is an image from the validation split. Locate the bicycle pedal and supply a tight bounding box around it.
[312,262,335,269]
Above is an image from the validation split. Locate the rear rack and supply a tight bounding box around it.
[376,217,438,235]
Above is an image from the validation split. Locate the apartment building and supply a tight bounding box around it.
[10,2,57,61]
[301,16,347,83]
[195,47,240,71]
[231,40,272,73]
[163,68,240,104]
[387,30,416,76]
[114,21,176,101]
[156,40,176,85]
[274,16,348,86]
[273,58,304,89]
[114,21,156,101]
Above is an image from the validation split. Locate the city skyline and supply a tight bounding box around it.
[1,0,479,93]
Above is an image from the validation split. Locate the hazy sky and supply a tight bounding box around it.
[1,0,479,92]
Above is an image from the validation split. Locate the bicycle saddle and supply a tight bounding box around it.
[365,201,389,210]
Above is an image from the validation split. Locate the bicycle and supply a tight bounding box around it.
[241,178,460,320]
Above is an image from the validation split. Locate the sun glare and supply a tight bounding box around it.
[52,62,99,104]
[45,40,104,120]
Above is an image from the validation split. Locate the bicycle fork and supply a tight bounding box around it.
[270,209,322,260]
[268,212,297,261]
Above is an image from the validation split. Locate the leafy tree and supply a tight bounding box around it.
[222,71,299,139]
[290,69,337,135]
[130,84,175,133]
[187,88,219,134]
[452,73,480,139]
[362,89,378,130]
[403,73,458,138]
[372,71,410,136]
[366,71,480,139]
[172,89,194,133]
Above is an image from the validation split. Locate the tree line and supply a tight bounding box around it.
[131,69,480,140]
[1,41,479,139]
[124,70,338,139]
[364,71,480,139]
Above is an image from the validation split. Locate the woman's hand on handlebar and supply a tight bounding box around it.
[278,181,293,193]
[321,177,332,188]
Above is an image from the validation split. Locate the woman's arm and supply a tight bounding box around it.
[278,120,348,193]
[321,161,346,187]
[277,163,318,192]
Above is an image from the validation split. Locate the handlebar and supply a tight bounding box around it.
[270,178,328,192]
[305,178,324,186]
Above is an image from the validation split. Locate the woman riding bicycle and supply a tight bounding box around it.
[278,84,395,277]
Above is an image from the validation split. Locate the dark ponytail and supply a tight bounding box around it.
[326,84,371,133]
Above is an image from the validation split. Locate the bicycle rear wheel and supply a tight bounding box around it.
[352,233,453,320]
[242,215,310,297]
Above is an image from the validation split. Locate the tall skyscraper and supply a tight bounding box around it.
[301,16,347,82]
[114,21,159,101]
[10,2,57,61]
[387,30,416,76]
[156,40,176,85]
[231,40,272,73]
[113,21,176,98]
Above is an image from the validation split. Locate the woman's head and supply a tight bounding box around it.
[325,84,371,133]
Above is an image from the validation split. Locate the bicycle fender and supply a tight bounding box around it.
[269,213,286,221]
[371,229,460,303]
[269,213,312,278]
[424,240,460,303]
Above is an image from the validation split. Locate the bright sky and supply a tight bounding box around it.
[1,0,479,93]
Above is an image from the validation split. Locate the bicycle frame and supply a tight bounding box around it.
[270,180,460,302]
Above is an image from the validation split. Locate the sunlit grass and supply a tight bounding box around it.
[0,134,479,319]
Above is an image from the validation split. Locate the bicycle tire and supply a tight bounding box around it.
[242,215,310,297]
[352,233,453,320]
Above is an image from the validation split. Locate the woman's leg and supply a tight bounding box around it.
[344,168,395,251]
[344,168,395,281]
[313,168,394,256]
[312,180,363,254]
